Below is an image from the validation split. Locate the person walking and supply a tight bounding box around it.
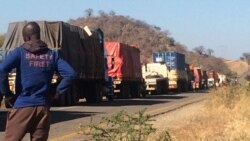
[0,22,76,141]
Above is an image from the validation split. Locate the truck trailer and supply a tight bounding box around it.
[104,41,144,98]
[153,51,188,92]
[189,65,202,90]
[2,21,108,106]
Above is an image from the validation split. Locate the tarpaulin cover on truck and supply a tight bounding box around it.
[104,41,142,79]
[2,21,105,80]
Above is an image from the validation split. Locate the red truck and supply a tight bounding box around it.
[189,65,202,90]
[104,41,144,98]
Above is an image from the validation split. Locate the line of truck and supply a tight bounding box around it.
[0,21,226,106]
[143,52,227,95]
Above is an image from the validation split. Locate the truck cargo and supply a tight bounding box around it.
[189,65,202,90]
[153,51,188,92]
[185,64,195,91]
[1,21,109,106]
[105,41,144,98]
[142,63,169,94]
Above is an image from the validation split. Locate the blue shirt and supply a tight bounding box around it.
[0,47,76,108]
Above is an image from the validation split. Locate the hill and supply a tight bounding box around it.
[224,60,248,76]
[68,11,233,75]
[224,60,249,83]
[1,10,233,75]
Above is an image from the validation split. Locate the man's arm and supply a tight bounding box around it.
[55,57,76,96]
[0,48,20,96]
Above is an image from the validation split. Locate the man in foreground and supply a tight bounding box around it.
[0,22,76,141]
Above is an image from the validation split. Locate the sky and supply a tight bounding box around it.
[1,0,250,60]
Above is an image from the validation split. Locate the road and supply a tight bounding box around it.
[0,91,207,141]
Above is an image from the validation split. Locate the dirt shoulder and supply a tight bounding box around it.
[149,100,205,139]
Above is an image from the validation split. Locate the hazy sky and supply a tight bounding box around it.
[1,0,250,60]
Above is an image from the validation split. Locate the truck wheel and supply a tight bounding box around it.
[65,92,72,106]
[58,94,67,106]
[119,83,130,99]
[85,84,96,103]
[71,85,79,105]
[131,83,140,98]
[156,82,162,95]
[95,82,103,102]
[162,80,168,94]
[85,82,103,103]
[176,80,182,93]
[106,95,114,101]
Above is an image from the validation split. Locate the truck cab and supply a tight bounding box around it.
[142,63,169,95]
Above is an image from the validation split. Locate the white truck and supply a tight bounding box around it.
[142,63,169,95]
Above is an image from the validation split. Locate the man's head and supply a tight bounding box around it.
[22,22,40,42]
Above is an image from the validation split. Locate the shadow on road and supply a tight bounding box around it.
[82,99,167,106]
[50,111,100,125]
[144,94,186,100]
[78,94,187,107]
[0,110,101,132]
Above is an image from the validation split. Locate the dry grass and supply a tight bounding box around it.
[168,86,250,141]
[224,60,248,76]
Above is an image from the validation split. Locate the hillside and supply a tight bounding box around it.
[69,14,183,63]
[224,60,248,76]
[0,10,232,75]
[224,60,249,84]
[68,11,233,75]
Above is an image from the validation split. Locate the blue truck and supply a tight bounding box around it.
[153,51,188,92]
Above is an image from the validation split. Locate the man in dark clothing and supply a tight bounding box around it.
[0,22,76,141]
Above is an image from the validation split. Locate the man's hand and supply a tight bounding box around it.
[53,92,60,100]
[4,92,16,108]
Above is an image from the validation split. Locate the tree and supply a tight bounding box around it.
[98,10,107,17]
[193,46,205,55]
[206,48,214,56]
[85,8,94,17]
[242,52,250,65]
[109,11,116,16]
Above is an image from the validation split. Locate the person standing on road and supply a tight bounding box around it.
[0,21,76,141]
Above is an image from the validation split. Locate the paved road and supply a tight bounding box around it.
[0,91,207,141]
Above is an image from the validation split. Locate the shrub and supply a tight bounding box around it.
[78,109,172,141]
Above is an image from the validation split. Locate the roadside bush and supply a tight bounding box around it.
[169,85,250,141]
[78,109,172,141]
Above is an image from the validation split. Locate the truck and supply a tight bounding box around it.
[104,41,144,98]
[1,21,109,106]
[218,73,226,86]
[201,70,208,89]
[153,51,188,92]
[185,64,195,91]
[189,65,202,90]
[142,63,169,95]
[207,70,220,88]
